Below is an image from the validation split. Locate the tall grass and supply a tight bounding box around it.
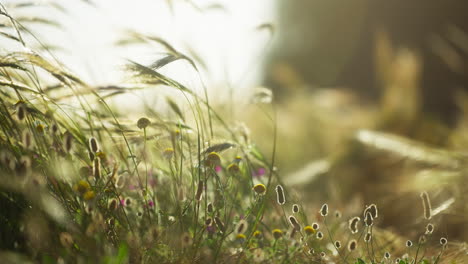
[0,2,466,264]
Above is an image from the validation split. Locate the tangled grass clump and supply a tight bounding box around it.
[0,2,466,264]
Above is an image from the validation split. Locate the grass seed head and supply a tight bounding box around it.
[335,240,341,249]
[214,216,225,233]
[364,204,378,219]
[319,203,328,216]
[349,216,360,234]
[406,240,413,247]
[425,223,434,234]
[364,212,373,226]
[88,137,99,153]
[311,222,319,230]
[275,185,285,205]
[348,239,357,251]
[316,231,323,240]
[195,180,204,201]
[253,183,266,195]
[304,225,315,235]
[420,191,432,220]
[227,163,240,173]
[236,219,248,234]
[440,237,447,246]
[384,252,391,259]
[288,215,301,230]
[292,204,300,213]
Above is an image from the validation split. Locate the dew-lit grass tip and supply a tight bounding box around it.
[236,219,248,234]
[311,222,319,230]
[406,240,413,247]
[425,223,434,234]
[384,252,391,259]
[334,240,341,249]
[316,231,323,240]
[440,237,447,246]
[275,185,285,205]
[364,204,378,219]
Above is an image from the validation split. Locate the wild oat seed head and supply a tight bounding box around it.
[64,132,73,153]
[419,235,427,244]
[316,231,324,240]
[275,185,285,205]
[425,223,434,234]
[406,240,413,247]
[272,229,283,239]
[364,232,372,243]
[137,117,151,129]
[253,184,267,195]
[440,237,447,246]
[364,212,373,227]
[334,240,341,249]
[17,103,26,121]
[304,225,315,235]
[88,137,99,153]
[308,249,315,255]
[93,158,101,180]
[395,258,400,263]
[347,239,357,251]
[292,204,300,214]
[349,216,360,234]
[320,203,328,216]
[125,197,132,207]
[384,252,391,259]
[420,191,432,220]
[108,198,118,211]
[205,218,212,226]
[312,222,320,230]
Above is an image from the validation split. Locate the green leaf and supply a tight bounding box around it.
[355,258,366,264]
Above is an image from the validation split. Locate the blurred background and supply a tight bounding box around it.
[2,0,467,241]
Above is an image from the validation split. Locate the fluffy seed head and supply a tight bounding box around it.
[275,185,285,205]
[347,239,357,251]
[420,191,432,220]
[320,203,328,216]
[349,217,360,234]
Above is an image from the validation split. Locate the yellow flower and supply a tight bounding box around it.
[227,163,240,173]
[253,184,266,195]
[236,233,246,240]
[96,151,106,160]
[253,230,262,238]
[36,123,45,134]
[205,152,221,166]
[163,148,174,159]
[74,180,90,194]
[272,229,283,240]
[304,225,316,235]
[83,191,95,201]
